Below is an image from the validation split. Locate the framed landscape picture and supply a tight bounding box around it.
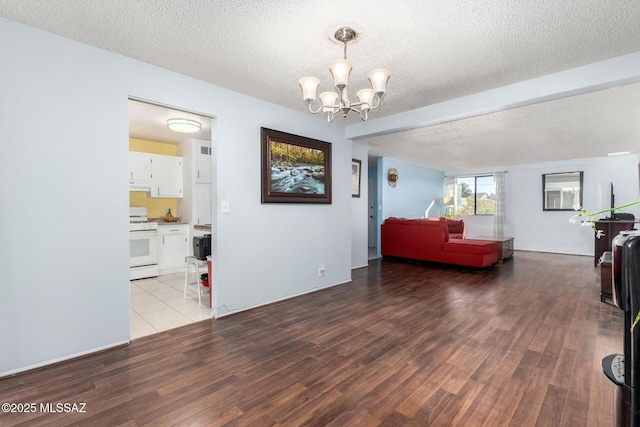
[351,159,361,197]
[261,127,332,204]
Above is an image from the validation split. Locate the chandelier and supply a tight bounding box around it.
[299,27,390,122]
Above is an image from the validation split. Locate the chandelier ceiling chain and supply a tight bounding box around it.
[299,27,390,123]
[341,33,348,60]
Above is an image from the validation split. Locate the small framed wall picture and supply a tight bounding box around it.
[351,159,362,198]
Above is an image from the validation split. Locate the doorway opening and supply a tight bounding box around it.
[128,98,215,339]
[368,156,379,260]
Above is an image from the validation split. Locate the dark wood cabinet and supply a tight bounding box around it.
[594,220,635,266]
[472,236,514,262]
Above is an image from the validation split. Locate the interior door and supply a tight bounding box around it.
[368,178,375,248]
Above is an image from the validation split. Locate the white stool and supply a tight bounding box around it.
[183,256,209,308]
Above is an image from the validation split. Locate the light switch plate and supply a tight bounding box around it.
[221,200,230,213]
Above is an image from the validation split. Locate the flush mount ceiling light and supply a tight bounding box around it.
[167,118,202,133]
[299,27,390,122]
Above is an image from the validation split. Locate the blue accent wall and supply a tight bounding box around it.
[374,158,445,256]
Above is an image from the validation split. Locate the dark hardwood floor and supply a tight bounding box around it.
[0,251,623,426]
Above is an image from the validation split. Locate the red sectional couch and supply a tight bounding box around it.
[381,217,499,268]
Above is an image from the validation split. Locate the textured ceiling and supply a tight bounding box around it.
[2,0,640,170]
[361,82,640,170]
[128,99,212,144]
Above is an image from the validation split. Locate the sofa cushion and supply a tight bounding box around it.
[440,217,464,234]
[384,217,440,226]
[383,217,412,225]
[443,239,498,255]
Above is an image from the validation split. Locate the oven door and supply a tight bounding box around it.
[130,229,158,268]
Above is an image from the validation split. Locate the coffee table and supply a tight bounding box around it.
[471,236,514,262]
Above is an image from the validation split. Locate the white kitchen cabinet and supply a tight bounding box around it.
[193,183,212,226]
[129,151,152,181]
[194,143,212,183]
[151,154,183,198]
[158,224,189,274]
[129,151,183,197]
[178,139,213,241]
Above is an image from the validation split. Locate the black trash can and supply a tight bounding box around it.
[193,234,211,260]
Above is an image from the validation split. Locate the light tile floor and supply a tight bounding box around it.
[130,272,212,340]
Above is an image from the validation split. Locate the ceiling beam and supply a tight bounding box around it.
[346,51,640,140]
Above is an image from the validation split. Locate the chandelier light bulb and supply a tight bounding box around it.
[299,77,320,101]
[357,89,375,111]
[369,69,391,95]
[329,60,352,90]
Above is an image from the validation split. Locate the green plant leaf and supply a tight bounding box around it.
[632,311,640,333]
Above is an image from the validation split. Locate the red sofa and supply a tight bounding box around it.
[381,217,499,268]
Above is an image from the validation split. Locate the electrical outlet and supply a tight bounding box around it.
[318,265,325,277]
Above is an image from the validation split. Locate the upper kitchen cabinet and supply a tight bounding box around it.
[194,143,212,183]
[129,151,183,197]
[151,154,183,198]
[178,139,212,229]
[129,151,152,181]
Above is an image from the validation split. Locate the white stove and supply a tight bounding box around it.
[129,207,159,280]
[129,207,159,231]
[130,221,159,231]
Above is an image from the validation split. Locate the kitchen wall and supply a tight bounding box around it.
[129,138,179,218]
[130,138,177,155]
[0,17,356,376]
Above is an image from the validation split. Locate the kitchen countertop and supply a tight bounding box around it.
[149,218,211,231]
[151,218,190,226]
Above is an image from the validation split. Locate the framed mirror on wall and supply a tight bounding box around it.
[542,171,583,211]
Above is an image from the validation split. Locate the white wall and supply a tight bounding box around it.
[0,18,356,376]
[351,143,368,269]
[448,154,640,255]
